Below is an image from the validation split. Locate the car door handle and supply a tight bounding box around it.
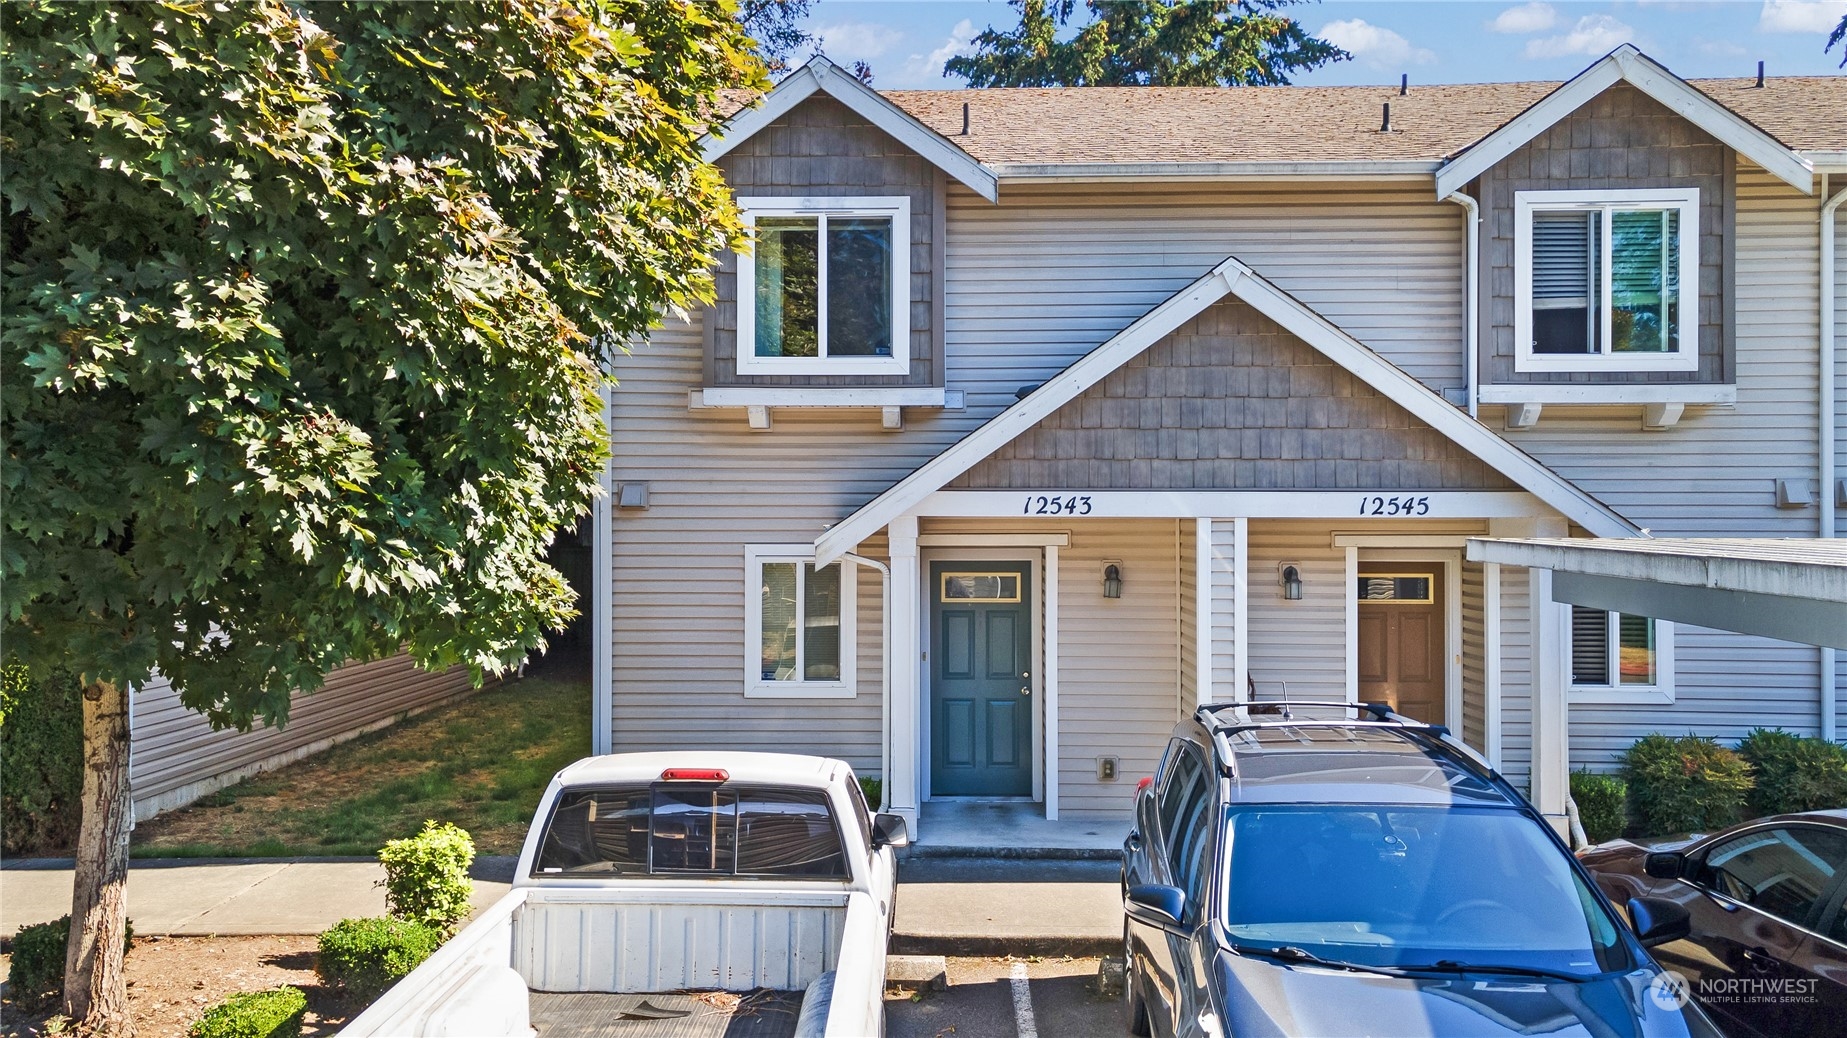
[1741,946,1779,973]
[1127,831,1143,851]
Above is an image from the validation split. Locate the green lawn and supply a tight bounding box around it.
[132,676,589,857]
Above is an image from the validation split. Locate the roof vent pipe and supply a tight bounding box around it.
[1400,73,1408,96]
[960,101,969,135]
[1380,102,1392,133]
[1756,60,1765,87]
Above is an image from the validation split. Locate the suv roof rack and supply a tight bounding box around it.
[1195,700,1450,738]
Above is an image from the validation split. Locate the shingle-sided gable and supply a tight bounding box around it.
[951,298,1517,492]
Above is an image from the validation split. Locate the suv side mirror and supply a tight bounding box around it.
[871,812,910,850]
[1643,851,1686,880]
[1628,896,1691,948]
[1125,884,1187,933]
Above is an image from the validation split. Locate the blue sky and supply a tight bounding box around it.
[795,1,1847,88]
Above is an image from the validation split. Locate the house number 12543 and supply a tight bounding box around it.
[1358,495,1431,516]
[1022,494,1093,516]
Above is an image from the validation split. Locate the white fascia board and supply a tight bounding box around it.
[1227,271,1639,538]
[701,58,998,202]
[1435,45,1811,197]
[1803,151,1847,173]
[992,160,1440,182]
[812,259,1248,564]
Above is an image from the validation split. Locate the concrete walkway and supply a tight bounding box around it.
[3,855,1123,956]
[0,857,515,937]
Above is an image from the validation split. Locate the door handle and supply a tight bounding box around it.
[1127,831,1143,851]
[1020,685,1031,696]
[1742,947,1778,974]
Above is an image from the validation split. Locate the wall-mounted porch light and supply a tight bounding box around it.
[1102,562,1123,599]
[1279,564,1303,601]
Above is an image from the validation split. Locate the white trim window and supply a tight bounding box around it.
[1514,189,1699,373]
[1567,607,1675,705]
[745,545,857,698]
[737,196,910,376]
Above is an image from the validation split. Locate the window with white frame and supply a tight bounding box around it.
[737,196,910,376]
[1515,189,1699,373]
[745,546,856,698]
[1568,606,1674,704]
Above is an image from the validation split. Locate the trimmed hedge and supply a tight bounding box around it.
[858,776,882,812]
[1622,734,1754,836]
[316,917,441,1000]
[378,821,474,935]
[189,987,307,1038]
[8,914,134,1009]
[1571,770,1629,843]
[1738,728,1847,816]
[0,660,83,855]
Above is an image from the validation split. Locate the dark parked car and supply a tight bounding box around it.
[1578,809,1847,1038]
[1121,701,1723,1038]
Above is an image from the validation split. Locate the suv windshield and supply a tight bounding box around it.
[1222,805,1631,976]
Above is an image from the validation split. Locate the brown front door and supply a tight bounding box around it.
[1356,565,1445,724]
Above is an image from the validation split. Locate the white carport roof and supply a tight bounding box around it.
[1465,537,1847,650]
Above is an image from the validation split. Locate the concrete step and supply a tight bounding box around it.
[893,857,1122,959]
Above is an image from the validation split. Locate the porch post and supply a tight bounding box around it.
[1530,564,1571,835]
[1232,519,1249,702]
[1483,561,1503,769]
[887,516,922,834]
[1195,518,1213,707]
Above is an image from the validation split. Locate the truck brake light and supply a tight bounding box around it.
[660,768,729,782]
[1135,776,1154,794]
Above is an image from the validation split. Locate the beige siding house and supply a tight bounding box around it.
[596,47,1847,839]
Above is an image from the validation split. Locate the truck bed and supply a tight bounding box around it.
[529,990,803,1038]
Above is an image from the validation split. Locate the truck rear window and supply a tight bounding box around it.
[532,783,849,880]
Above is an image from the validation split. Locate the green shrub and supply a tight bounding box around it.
[1622,734,1754,836]
[377,821,474,934]
[858,776,883,812]
[189,987,307,1038]
[1738,728,1847,816]
[0,660,83,855]
[316,917,442,1000]
[8,914,134,1009]
[1570,770,1629,843]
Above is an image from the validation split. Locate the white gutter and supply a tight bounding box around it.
[1822,176,1845,742]
[989,159,1441,183]
[842,553,891,810]
[1445,191,1482,419]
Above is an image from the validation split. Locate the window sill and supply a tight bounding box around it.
[745,680,858,700]
[1567,686,1674,706]
[689,388,963,431]
[1480,384,1735,431]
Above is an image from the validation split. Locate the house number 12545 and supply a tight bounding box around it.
[1357,495,1431,516]
[1022,494,1093,516]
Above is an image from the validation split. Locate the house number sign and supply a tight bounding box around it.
[1021,494,1094,516]
[1356,495,1432,516]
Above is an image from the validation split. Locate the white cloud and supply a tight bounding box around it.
[899,19,977,84]
[1523,14,1636,58]
[1697,38,1751,57]
[1318,19,1437,69]
[813,22,902,60]
[1757,0,1847,33]
[1488,3,1558,34]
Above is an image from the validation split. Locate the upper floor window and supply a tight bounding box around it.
[737,196,910,376]
[1515,189,1698,374]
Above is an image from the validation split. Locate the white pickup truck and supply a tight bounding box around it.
[342,752,906,1038]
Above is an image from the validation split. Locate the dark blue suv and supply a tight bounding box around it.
[1120,702,1723,1037]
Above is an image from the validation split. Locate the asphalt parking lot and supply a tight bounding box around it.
[886,957,1124,1038]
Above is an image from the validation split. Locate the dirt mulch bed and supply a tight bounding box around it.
[2,936,359,1038]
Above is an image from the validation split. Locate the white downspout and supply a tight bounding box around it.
[843,553,892,811]
[1446,191,1482,418]
[592,377,615,756]
[1821,176,1845,742]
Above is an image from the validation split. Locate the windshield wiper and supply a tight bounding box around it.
[1395,960,1591,983]
[1229,944,1410,978]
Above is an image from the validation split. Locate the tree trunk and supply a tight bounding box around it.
[63,677,135,1037]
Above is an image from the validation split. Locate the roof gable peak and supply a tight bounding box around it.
[1436,44,1811,196]
[701,56,998,201]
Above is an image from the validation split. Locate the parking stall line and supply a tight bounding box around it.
[1009,961,1039,1038]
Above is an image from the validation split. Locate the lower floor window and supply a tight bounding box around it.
[1570,607,1672,701]
[746,546,856,697]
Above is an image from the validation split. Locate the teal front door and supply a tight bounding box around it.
[930,563,1033,798]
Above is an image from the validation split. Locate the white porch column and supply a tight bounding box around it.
[1483,561,1503,769]
[1530,565,1570,833]
[886,516,922,834]
[1195,518,1213,708]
